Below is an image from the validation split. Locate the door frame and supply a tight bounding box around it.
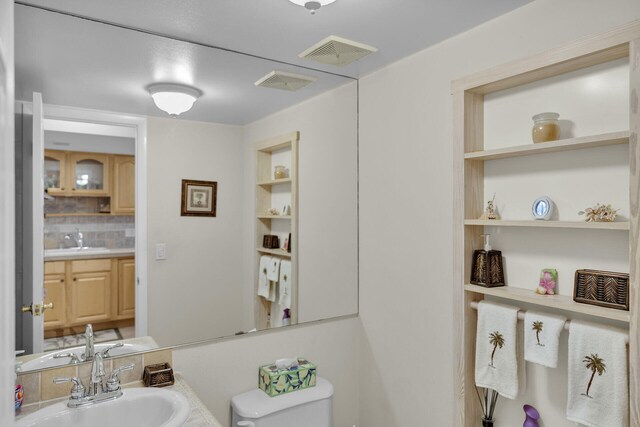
[40,104,148,338]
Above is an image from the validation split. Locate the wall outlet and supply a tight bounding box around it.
[125,228,135,238]
[155,243,167,260]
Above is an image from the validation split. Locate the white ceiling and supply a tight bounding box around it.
[15,0,532,124]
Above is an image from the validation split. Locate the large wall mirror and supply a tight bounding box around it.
[14,4,358,373]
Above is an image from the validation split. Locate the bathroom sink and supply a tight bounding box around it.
[45,247,110,256]
[16,388,189,427]
[18,343,153,371]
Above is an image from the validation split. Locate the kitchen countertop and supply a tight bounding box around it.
[44,248,135,261]
[16,373,223,427]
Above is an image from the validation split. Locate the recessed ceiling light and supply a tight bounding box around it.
[147,83,202,117]
[289,0,336,14]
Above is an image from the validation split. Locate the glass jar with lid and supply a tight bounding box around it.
[531,112,560,143]
[274,165,288,180]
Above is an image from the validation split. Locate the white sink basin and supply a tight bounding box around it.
[45,247,110,256]
[16,388,190,427]
[18,343,153,371]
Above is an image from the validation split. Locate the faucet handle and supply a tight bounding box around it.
[100,342,124,358]
[53,377,86,399]
[106,363,135,392]
[53,352,82,364]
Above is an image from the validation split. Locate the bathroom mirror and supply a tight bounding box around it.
[14,4,358,372]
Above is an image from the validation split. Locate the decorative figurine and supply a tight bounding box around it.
[579,203,619,222]
[523,404,540,427]
[535,269,557,295]
[479,194,500,220]
[268,208,280,216]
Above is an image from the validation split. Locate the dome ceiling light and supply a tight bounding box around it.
[289,0,336,15]
[147,83,202,117]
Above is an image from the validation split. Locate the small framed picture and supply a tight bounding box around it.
[181,179,217,217]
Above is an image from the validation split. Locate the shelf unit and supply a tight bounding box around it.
[452,23,640,426]
[254,131,299,330]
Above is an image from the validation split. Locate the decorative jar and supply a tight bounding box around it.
[531,112,560,143]
[274,165,288,180]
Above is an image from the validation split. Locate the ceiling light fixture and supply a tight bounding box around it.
[289,0,336,15]
[147,83,202,117]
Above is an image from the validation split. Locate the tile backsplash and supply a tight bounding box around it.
[44,216,135,249]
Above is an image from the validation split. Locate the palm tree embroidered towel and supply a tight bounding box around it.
[278,260,292,309]
[524,311,566,368]
[475,301,520,399]
[258,256,272,300]
[566,321,628,427]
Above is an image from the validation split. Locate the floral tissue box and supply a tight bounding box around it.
[258,358,316,397]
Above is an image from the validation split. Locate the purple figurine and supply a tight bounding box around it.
[523,404,540,427]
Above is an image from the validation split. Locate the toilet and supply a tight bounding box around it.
[231,376,333,427]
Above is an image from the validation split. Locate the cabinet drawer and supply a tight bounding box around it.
[71,259,111,273]
[44,261,65,275]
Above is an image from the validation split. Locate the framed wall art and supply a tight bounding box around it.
[180,179,217,217]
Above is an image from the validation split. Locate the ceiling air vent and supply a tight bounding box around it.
[254,70,317,91]
[299,35,378,67]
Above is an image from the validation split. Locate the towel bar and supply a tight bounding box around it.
[468,301,629,344]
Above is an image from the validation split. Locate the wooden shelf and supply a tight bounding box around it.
[256,248,291,258]
[464,284,630,323]
[464,219,629,230]
[257,215,291,220]
[257,178,291,186]
[464,131,629,161]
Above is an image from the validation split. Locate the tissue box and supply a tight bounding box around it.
[258,358,316,397]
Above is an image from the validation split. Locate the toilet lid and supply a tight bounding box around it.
[231,376,333,419]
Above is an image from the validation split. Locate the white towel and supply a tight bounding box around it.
[278,260,292,309]
[566,321,628,427]
[267,257,281,282]
[257,256,271,300]
[475,300,520,399]
[524,311,566,368]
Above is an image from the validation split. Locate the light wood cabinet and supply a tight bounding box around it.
[452,25,640,426]
[116,258,135,319]
[112,155,135,214]
[44,257,135,334]
[254,132,299,330]
[44,149,110,197]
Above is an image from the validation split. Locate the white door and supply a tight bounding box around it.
[0,0,15,424]
[29,92,45,353]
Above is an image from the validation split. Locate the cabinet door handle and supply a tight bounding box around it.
[61,187,65,191]
[72,188,76,191]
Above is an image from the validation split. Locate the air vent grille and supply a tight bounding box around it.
[254,71,317,91]
[299,35,378,67]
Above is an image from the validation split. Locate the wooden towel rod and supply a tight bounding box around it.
[469,301,629,344]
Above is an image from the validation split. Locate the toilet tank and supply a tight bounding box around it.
[231,377,333,427]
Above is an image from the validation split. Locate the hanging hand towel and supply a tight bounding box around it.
[524,311,566,368]
[566,321,628,427]
[475,300,520,399]
[257,256,272,300]
[278,260,292,309]
[267,257,281,282]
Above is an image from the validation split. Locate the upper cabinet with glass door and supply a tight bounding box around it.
[44,149,110,197]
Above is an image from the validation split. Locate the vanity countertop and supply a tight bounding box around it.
[16,373,223,427]
[44,248,135,261]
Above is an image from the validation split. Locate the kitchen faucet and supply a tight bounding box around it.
[64,227,84,248]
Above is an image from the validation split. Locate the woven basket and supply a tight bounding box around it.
[143,363,175,388]
[573,269,629,311]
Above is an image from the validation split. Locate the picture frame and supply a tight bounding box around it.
[180,179,217,217]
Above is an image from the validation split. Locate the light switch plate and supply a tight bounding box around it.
[155,243,166,260]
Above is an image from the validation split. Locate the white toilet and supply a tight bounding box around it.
[231,376,333,427]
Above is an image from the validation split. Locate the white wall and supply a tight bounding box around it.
[358,1,640,426]
[173,316,360,427]
[146,117,246,346]
[0,0,14,424]
[242,82,359,327]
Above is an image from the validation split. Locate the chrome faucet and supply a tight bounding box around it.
[84,324,94,361]
[54,357,135,408]
[64,227,84,248]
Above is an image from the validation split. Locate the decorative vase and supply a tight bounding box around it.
[523,404,540,427]
[274,165,287,179]
[482,417,494,427]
